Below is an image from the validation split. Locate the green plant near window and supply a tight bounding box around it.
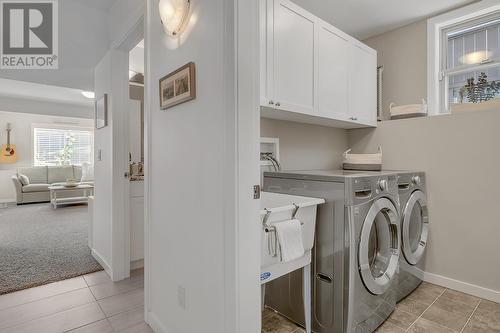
[459,72,500,103]
[57,133,76,165]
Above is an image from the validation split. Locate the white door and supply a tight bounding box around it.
[349,43,377,125]
[273,0,315,114]
[316,25,349,120]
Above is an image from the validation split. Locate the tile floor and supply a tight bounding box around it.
[263,282,500,333]
[0,268,152,333]
[2,272,499,333]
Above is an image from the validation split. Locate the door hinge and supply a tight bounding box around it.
[253,185,261,199]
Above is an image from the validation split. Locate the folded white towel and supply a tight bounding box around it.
[274,219,305,262]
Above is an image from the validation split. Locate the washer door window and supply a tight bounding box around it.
[359,198,400,295]
[402,190,429,265]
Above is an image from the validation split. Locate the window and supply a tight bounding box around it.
[446,17,500,105]
[33,126,94,166]
[428,2,500,114]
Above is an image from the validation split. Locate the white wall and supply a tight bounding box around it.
[0,111,93,202]
[90,0,144,281]
[363,20,428,120]
[145,0,260,332]
[261,118,349,171]
[92,53,115,274]
[92,47,130,281]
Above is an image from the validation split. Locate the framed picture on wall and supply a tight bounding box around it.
[95,94,108,129]
[159,62,196,110]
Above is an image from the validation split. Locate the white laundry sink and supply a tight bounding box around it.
[260,192,324,284]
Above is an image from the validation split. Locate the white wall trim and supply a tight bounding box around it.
[145,311,169,333]
[427,0,500,115]
[130,259,144,270]
[91,249,113,278]
[143,0,152,324]
[424,271,500,303]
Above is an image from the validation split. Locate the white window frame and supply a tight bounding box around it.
[427,0,500,115]
[31,123,94,167]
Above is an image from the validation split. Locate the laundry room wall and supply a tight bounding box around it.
[352,9,500,301]
[145,0,260,332]
[348,109,500,302]
[261,118,349,171]
[362,19,427,121]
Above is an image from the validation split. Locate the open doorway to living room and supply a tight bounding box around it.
[0,81,102,295]
[0,0,117,296]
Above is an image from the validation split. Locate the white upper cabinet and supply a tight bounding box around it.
[273,1,315,114]
[349,42,377,125]
[260,0,377,129]
[316,24,350,121]
[266,0,315,114]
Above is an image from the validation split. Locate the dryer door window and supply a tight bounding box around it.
[402,190,429,265]
[359,198,400,295]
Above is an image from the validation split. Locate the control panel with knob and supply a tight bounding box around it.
[378,179,388,192]
[411,176,421,186]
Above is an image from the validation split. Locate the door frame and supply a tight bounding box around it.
[111,12,145,281]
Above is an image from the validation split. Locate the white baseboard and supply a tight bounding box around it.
[91,249,113,278]
[0,199,15,205]
[146,311,169,333]
[131,259,144,270]
[424,272,500,303]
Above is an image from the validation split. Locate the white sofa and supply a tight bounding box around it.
[11,166,94,204]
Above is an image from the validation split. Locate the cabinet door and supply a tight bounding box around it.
[349,43,377,125]
[317,25,349,120]
[260,0,274,107]
[273,0,315,114]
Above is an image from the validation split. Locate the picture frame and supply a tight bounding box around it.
[95,94,108,129]
[159,62,196,110]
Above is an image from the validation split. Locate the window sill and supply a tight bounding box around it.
[450,99,500,114]
[378,99,500,124]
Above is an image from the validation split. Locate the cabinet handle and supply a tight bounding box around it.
[268,100,274,105]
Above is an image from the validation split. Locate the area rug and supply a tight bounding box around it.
[0,203,102,295]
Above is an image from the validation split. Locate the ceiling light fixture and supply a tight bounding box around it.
[158,0,190,37]
[81,91,95,99]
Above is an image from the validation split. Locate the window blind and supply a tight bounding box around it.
[33,127,93,166]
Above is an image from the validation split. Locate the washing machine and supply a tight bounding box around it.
[263,170,400,333]
[394,171,429,302]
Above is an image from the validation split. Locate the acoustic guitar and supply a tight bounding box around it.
[0,124,17,164]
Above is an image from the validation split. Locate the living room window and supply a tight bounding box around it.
[428,1,500,114]
[33,126,94,166]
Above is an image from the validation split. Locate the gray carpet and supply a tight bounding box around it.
[0,203,103,295]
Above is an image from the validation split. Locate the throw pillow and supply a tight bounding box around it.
[19,174,30,186]
[81,163,94,182]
